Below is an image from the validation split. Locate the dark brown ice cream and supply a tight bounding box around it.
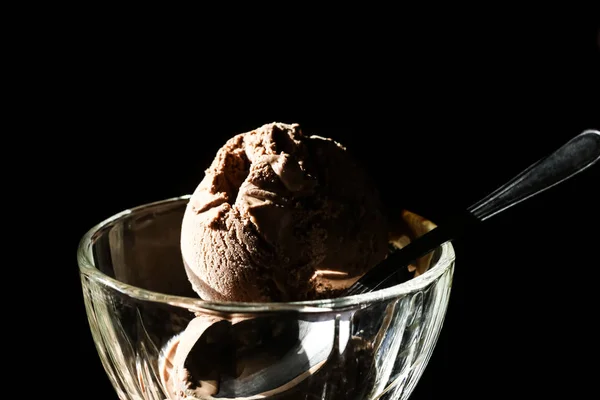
[180,122,388,302]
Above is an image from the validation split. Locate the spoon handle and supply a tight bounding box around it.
[344,129,600,296]
[468,129,600,221]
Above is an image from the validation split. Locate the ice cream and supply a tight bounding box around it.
[180,122,388,302]
[163,122,394,399]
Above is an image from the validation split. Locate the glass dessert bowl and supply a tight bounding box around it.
[77,195,455,400]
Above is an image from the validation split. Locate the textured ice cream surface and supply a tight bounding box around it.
[180,122,388,302]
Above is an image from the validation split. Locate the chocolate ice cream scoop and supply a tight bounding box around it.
[181,122,388,302]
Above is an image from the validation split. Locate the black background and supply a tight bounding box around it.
[64,15,599,400]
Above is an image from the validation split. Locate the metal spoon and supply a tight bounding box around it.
[167,129,600,399]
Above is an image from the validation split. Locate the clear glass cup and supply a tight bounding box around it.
[77,195,455,400]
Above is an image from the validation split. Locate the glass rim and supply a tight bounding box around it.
[77,195,456,313]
